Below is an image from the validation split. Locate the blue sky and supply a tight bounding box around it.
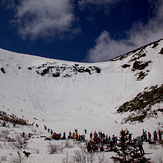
[0,0,163,62]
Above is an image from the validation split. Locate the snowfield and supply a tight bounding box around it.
[0,39,163,162]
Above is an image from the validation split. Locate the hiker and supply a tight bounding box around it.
[63,132,66,139]
[79,135,81,141]
[158,130,162,140]
[144,131,147,141]
[22,132,25,138]
[87,141,92,152]
[108,136,111,142]
[100,146,104,151]
[153,131,157,140]
[110,140,114,151]
[90,132,92,140]
[112,135,116,146]
[83,134,86,141]
[3,121,6,127]
[72,132,75,139]
[44,125,47,130]
[148,132,151,142]
[51,129,53,135]
[142,129,145,140]
[129,133,132,143]
[84,129,87,134]
[52,132,57,139]
[75,133,78,140]
[75,129,78,134]
[137,137,145,155]
[94,131,97,138]
[100,138,104,145]
[28,133,31,139]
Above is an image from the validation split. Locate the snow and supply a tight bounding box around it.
[0,39,163,162]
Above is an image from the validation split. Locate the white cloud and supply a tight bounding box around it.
[12,0,75,39]
[85,0,163,62]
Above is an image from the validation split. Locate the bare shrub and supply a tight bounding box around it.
[0,142,4,149]
[86,152,97,163]
[11,150,25,163]
[68,146,107,163]
[71,149,87,163]
[47,142,63,154]
[1,155,7,161]
[33,147,40,154]
[153,155,163,163]
[97,153,108,163]
[149,144,158,150]
[64,140,74,149]
[3,141,10,149]
[13,135,28,149]
[62,153,69,163]
[1,129,10,140]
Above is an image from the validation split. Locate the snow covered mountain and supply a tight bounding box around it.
[0,39,163,135]
[0,39,163,162]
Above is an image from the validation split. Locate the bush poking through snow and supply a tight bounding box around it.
[11,150,25,163]
[69,146,107,163]
[33,147,40,154]
[71,147,87,163]
[1,155,7,161]
[47,142,63,154]
[64,140,74,149]
[0,129,10,140]
[12,135,28,149]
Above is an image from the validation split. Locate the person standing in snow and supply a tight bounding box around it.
[63,132,66,139]
[158,130,162,140]
[148,132,151,142]
[153,131,157,140]
[137,137,145,155]
[75,133,78,141]
[129,133,132,143]
[90,132,92,140]
[72,132,75,140]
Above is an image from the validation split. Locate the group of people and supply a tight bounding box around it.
[142,129,162,142]
[40,123,163,155]
[87,131,118,152]
[50,129,86,141]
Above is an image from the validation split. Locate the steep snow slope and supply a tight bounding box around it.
[0,39,163,136]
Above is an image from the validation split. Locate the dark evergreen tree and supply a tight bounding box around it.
[112,129,150,163]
